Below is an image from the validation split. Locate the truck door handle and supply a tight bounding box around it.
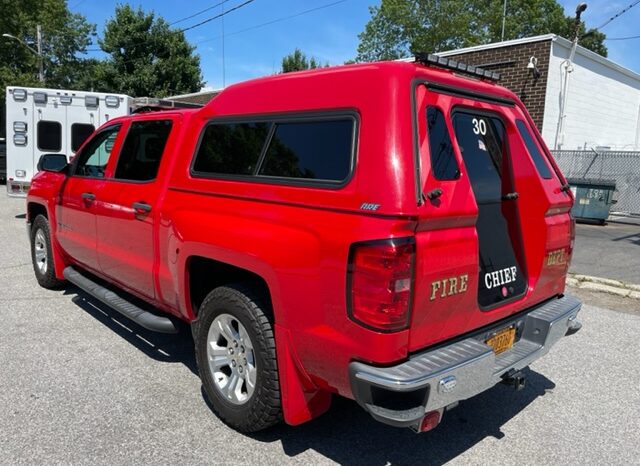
[81,192,96,201]
[502,192,519,201]
[132,202,152,214]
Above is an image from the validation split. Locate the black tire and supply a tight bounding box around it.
[194,284,282,432]
[30,215,64,289]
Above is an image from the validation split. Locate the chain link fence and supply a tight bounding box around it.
[552,150,640,215]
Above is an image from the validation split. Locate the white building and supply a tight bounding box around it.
[439,34,640,151]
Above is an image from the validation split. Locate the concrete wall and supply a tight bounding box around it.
[543,39,640,151]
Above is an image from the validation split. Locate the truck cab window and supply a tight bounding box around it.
[74,125,121,178]
[37,121,62,152]
[114,120,173,182]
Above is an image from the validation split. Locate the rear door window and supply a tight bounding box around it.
[37,121,62,152]
[71,123,95,152]
[452,113,506,203]
[115,120,173,182]
[516,120,553,179]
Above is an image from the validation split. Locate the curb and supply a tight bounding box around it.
[567,273,640,300]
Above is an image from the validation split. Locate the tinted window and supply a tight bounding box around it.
[452,113,506,203]
[516,120,552,179]
[71,123,95,152]
[426,107,459,180]
[193,122,270,175]
[74,125,121,178]
[37,121,62,152]
[115,120,173,181]
[259,120,353,182]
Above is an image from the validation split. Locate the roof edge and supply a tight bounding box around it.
[436,34,556,57]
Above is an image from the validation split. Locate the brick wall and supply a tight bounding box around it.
[443,39,552,130]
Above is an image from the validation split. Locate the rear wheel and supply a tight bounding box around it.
[194,284,281,432]
[30,215,64,289]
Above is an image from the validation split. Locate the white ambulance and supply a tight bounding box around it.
[5,87,132,196]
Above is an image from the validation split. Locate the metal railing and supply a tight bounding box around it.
[552,150,640,215]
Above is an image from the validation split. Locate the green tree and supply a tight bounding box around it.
[281,48,325,73]
[95,5,203,97]
[355,0,607,62]
[0,0,96,136]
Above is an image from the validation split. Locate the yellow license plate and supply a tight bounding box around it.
[486,326,516,354]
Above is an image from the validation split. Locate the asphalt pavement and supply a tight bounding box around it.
[1,195,639,465]
[571,215,640,284]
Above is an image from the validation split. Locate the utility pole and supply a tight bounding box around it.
[501,0,507,41]
[555,3,587,150]
[1,25,44,83]
[36,25,44,83]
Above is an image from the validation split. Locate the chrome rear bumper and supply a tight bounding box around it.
[349,294,582,430]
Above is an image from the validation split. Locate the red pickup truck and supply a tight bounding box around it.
[26,56,582,434]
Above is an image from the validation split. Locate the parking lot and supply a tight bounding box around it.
[1,194,639,466]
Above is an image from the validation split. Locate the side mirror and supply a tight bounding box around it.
[37,154,69,173]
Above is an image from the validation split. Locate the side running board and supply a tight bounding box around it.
[63,266,178,334]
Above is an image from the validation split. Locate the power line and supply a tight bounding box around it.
[180,0,254,33]
[83,0,254,53]
[605,34,640,41]
[195,0,350,46]
[170,0,232,26]
[596,0,640,30]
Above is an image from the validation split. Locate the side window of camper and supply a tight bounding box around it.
[71,123,96,152]
[114,120,173,182]
[258,119,353,182]
[515,120,553,179]
[37,121,62,152]
[74,125,122,178]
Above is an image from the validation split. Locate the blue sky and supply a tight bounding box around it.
[73,0,640,92]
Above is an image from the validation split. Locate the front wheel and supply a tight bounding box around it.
[194,284,282,432]
[30,215,64,289]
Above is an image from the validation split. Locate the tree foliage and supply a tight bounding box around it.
[281,48,325,73]
[94,5,203,97]
[356,0,607,62]
[0,0,95,136]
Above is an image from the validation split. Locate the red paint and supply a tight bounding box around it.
[26,61,574,426]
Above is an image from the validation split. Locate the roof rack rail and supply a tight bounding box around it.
[414,53,501,82]
[131,97,203,113]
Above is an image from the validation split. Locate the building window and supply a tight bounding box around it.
[37,121,62,152]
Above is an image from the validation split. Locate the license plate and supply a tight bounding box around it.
[486,326,516,354]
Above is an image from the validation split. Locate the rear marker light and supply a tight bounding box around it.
[347,237,416,332]
[419,410,442,433]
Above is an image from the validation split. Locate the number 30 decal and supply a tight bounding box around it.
[472,118,487,135]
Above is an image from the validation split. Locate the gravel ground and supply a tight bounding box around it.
[1,195,639,466]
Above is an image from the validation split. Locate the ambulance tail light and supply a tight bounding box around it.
[347,238,415,332]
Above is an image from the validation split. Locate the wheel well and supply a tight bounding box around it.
[27,203,48,223]
[188,256,273,318]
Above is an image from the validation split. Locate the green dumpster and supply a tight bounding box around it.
[568,178,617,223]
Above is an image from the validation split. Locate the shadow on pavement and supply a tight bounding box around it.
[67,287,198,376]
[245,368,555,465]
[66,284,556,466]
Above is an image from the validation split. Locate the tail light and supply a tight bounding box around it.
[347,237,416,332]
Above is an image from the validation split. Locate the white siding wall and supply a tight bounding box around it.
[542,40,640,151]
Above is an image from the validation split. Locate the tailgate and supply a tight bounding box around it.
[408,83,573,352]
